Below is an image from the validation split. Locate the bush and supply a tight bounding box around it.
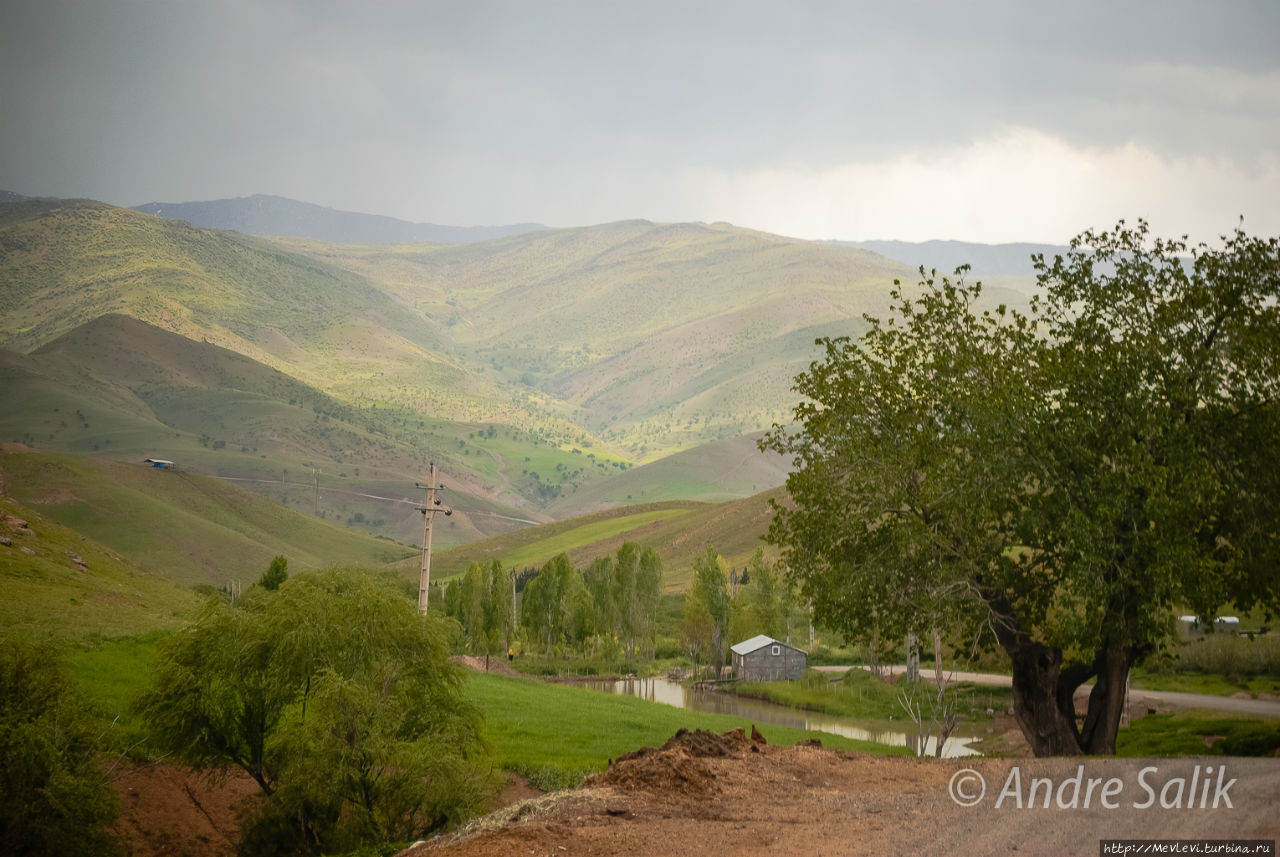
[0,635,121,856]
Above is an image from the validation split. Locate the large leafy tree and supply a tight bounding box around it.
[520,554,592,653]
[685,547,732,671]
[763,222,1280,756]
[137,569,490,854]
[611,542,663,662]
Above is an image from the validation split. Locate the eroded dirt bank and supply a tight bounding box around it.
[410,728,1280,857]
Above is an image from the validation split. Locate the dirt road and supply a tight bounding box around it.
[410,728,1280,857]
[815,665,1280,719]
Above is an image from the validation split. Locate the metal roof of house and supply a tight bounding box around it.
[730,634,801,656]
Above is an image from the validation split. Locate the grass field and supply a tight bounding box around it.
[467,670,907,789]
[61,631,905,793]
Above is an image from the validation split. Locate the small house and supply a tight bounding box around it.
[144,458,175,470]
[731,634,807,682]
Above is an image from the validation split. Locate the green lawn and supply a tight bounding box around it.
[467,670,907,789]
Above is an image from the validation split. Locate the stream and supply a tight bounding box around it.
[578,676,982,757]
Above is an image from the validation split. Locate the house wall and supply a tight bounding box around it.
[736,644,806,682]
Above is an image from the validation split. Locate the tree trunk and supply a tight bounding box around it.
[1078,646,1132,754]
[1004,639,1088,756]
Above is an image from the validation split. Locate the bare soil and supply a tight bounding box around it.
[406,728,1280,857]
[112,762,259,857]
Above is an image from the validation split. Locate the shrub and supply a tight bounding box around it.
[0,635,121,856]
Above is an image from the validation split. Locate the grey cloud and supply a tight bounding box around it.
[1,0,1275,225]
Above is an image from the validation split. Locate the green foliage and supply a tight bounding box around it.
[736,668,1011,722]
[610,543,663,661]
[763,221,1280,756]
[0,634,121,857]
[259,555,288,590]
[520,554,591,654]
[727,548,791,644]
[1117,714,1280,758]
[685,547,731,670]
[452,560,515,656]
[135,569,489,855]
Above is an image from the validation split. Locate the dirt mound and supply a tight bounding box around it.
[583,728,764,799]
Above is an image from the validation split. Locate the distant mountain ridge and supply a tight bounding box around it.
[832,239,1070,278]
[131,194,546,244]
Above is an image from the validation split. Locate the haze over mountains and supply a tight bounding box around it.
[1,190,1043,554]
[132,194,547,244]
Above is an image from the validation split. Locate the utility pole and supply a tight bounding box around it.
[416,462,452,615]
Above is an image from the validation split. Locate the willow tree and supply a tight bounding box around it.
[763,222,1280,756]
[137,570,490,853]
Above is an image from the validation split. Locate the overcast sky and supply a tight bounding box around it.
[2,0,1277,242]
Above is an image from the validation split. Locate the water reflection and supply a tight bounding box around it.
[579,676,979,758]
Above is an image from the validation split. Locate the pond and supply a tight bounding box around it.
[577,676,982,758]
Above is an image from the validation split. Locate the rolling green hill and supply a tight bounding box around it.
[0,448,417,588]
[279,220,919,456]
[2,199,979,532]
[0,198,522,426]
[544,432,790,518]
[0,314,615,541]
[0,490,200,639]
[427,486,783,591]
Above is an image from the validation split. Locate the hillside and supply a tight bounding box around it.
[838,239,1067,279]
[0,447,417,588]
[133,194,546,244]
[1,199,994,525]
[0,489,199,639]
[544,432,789,517]
[278,220,921,455]
[0,315,551,544]
[429,487,782,590]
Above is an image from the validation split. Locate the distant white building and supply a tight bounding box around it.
[1177,615,1239,635]
[144,458,175,469]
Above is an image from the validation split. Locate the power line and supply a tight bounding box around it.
[208,475,541,523]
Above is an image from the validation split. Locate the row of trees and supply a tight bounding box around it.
[763,221,1280,756]
[444,542,663,662]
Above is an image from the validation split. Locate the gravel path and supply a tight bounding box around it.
[815,665,1280,719]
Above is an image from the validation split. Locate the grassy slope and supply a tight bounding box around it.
[545,432,790,518]
[427,501,708,579]
[0,494,198,639]
[428,487,781,590]
[0,449,417,587]
[0,314,593,539]
[274,221,917,456]
[4,201,911,517]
